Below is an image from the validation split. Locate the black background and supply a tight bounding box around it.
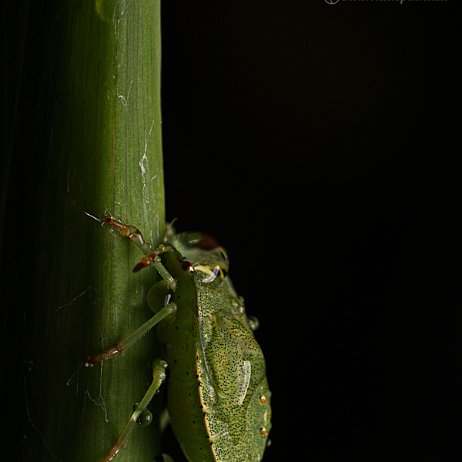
[160,3,460,460]
[2,1,460,461]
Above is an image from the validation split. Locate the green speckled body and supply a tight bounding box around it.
[157,234,271,462]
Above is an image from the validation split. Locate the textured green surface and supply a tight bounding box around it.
[22,1,164,461]
[157,234,272,461]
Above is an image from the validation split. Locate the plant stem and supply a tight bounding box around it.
[21,1,164,460]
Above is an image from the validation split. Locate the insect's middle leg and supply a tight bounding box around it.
[85,300,176,367]
[102,359,168,462]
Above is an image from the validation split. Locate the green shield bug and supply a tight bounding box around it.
[85,216,271,461]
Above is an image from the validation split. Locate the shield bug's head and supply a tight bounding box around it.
[169,232,229,284]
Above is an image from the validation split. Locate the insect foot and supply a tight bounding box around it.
[102,360,168,462]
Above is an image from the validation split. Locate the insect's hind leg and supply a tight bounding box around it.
[102,359,168,462]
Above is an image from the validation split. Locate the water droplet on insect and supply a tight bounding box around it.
[136,409,153,426]
[248,316,259,331]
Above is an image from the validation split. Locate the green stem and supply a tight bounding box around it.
[22,1,164,461]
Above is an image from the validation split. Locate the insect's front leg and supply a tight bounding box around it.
[102,359,168,462]
[101,215,176,289]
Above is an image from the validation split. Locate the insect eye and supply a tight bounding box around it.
[200,235,220,250]
[189,233,220,251]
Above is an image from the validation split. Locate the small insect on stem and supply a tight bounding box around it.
[85,215,271,461]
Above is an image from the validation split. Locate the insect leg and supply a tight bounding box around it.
[101,215,159,256]
[102,359,168,462]
[101,215,176,289]
[85,301,177,367]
